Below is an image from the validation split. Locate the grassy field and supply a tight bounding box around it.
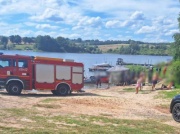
[98,44,129,52]
[156,88,180,99]
[14,44,34,50]
[0,107,178,134]
[0,86,180,133]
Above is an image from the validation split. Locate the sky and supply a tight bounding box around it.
[0,0,179,42]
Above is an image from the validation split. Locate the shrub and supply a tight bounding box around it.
[167,61,180,86]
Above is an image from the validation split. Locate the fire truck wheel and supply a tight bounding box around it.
[8,82,22,95]
[51,90,58,95]
[56,84,69,96]
[6,88,9,93]
[68,90,72,95]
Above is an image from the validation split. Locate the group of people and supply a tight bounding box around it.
[94,64,175,93]
[135,64,174,94]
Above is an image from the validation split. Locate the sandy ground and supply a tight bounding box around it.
[0,84,179,128]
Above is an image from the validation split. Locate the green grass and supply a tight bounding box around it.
[14,44,34,50]
[156,88,180,99]
[40,98,62,103]
[0,108,178,134]
[4,108,33,116]
[34,103,61,109]
[123,88,135,92]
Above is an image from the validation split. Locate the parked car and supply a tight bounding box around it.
[170,94,180,122]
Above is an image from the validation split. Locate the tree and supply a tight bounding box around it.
[0,36,8,49]
[22,37,28,44]
[36,35,59,52]
[173,33,180,60]
[173,4,180,60]
[14,35,22,44]
[56,36,69,52]
[9,35,21,44]
[170,2,180,85]
[9,35,15,43]
[77,38,82,43]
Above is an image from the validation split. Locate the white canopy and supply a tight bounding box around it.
[107,65,129,72]
[93,63,112,67]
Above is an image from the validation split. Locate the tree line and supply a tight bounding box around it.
[0,35,172,54]
[0,35,101,53]
[107,43,170,56]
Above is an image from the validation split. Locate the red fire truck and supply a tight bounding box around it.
[0,53,84,96]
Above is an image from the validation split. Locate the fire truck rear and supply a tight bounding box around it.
[0,53,84,96]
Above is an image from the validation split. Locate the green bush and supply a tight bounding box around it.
[167,61,180,86]
[126,65,145,73]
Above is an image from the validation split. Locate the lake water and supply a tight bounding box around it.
[0,50,172,77]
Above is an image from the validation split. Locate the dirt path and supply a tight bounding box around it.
[0,85,179,128]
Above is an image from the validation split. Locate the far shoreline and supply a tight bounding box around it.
[0,49,173,57]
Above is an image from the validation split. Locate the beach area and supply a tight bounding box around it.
[0,83,180,133]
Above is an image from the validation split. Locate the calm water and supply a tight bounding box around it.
[0,50,172,77]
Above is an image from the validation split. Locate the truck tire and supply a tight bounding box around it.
[8,82,22,95]
[6,85,10,93]
[56,84,69,96]
[68,90,72,95]
[51,90,58,95]
[6,88,9,93]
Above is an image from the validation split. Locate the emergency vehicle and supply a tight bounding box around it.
[0,53,84,96]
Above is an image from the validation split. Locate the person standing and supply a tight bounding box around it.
[139,72,146,91]
[148,67,153,83]
[136,76,142,94]
[96,75,101,88]
[152,73,158,91]
[162,64,168,77]
[107,73,111,89]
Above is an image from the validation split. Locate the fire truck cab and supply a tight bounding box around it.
[0,53,84,96]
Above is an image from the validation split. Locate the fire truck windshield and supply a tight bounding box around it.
[0,58,11,68]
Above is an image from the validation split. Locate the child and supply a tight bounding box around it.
[136,77,142,94]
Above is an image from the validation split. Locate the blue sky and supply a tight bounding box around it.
[0,0,179,42]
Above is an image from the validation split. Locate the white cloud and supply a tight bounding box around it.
[165,29,179,36]
[2,28,34,37]
[130,11,145,20]
[0,0,178,42]
[105,11,145,29]
[136,26,157,34]
[105,20,121,28]
[0,22,7,26]
[36,24,59,29]
[77,16,102,27]
[0,0,43,15]
[80,0,179,18]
